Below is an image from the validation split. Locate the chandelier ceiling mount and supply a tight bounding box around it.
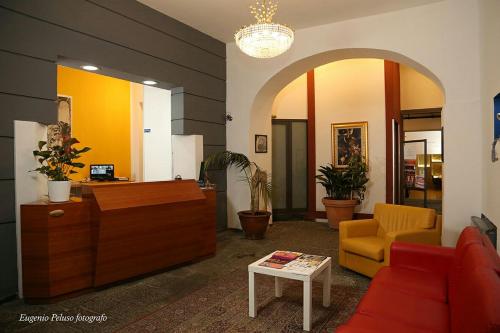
[234,0,294,59]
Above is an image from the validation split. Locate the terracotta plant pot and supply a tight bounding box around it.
[238,210,271,240]
[322,198,358,229]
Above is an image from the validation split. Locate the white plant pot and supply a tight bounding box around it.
[48,180,71,202]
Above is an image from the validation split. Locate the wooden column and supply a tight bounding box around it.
[384,61,402,204]
[306,70,317,219]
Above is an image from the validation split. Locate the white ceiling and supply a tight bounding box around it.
[138,0,443,42]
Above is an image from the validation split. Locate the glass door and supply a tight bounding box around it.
[402,139,428,208]
[272,120,307,220]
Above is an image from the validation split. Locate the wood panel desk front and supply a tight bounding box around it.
[21,180,216,301]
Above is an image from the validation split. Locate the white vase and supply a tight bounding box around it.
[48,180,71,202]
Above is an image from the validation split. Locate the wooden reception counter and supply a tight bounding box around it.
[21,180,216,301]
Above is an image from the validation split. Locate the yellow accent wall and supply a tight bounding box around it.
[57,65,131,180]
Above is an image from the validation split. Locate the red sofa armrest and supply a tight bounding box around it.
[390,241,455,275]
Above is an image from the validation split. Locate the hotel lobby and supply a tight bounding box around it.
[0,0,499,332]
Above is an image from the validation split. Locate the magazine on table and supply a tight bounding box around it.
[283,254,327,272]
[259,251,302,269]
[259,251,326,271]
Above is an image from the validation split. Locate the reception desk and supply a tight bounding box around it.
[21,180,216,301]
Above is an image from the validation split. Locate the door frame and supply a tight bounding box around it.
[272,119,309,219]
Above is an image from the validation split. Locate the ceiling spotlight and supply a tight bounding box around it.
[81,65,99,71]
[143,80,157,85]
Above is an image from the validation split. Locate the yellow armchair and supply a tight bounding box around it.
[339,204,442,277]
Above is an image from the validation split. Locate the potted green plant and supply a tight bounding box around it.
[316,155,369,229]
[32,122,91,202]
[204,151,271,239]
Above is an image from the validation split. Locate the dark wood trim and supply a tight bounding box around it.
[384,61,401,204]
[306,70,317,220]
[401,107,442,115]
[311,211,374,220]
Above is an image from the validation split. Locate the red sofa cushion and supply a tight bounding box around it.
[449,242,500,333]
[455,226,482,258]
[356,283,449,333]
[373,266,447,302]
[339,227,500,333]
[337,313,432,333]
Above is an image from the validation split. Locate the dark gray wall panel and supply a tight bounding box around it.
[0,0,227,298]
[0,180,15,223]
[0,223,17,300]
[203,145,226,160]
[0,51,56,100]
[0,94,56,137]
[182,94,226,125]
[92,0,225,58]
[0,138,14,180]
[0,0,225,80]
[171,119,184,136]
[207,170,227,192]
[216,191,227,231]
[172,92,225,124]
[0,8,225,101]
[183,120,226,146]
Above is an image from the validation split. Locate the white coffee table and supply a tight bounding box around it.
[248,251,332,331]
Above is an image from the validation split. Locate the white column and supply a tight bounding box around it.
[249,271,256,317]
[303,279,312,331]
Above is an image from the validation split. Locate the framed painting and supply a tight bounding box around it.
[255,134,268,153]
[332,121,368,168]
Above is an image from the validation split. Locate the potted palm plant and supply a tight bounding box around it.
[32,122,91,202]
[316,155,369,229]
[204,151,271,239]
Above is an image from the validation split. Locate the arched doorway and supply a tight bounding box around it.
[246,49,445,221]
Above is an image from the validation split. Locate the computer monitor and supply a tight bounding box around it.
[90,164,114,181]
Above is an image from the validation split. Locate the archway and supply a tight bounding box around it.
[248,48,445,223]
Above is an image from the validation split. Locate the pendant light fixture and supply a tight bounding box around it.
[234,0,294,59]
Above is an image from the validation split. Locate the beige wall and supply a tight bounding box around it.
[272,59,386,214]
[479,0,500,251]
[315,60,386,213]
[400,64,444,110]
[226,0,483,247]
[272,74,307,119]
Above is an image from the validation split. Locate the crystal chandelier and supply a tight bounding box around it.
[235,0,294,59]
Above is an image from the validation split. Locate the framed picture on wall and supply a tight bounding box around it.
[57,95,72,126]
[332,121,368,168]
[255,134,268,153]
[48,96,73,148]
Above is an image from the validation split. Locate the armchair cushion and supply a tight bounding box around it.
[342,236,385,261]
[374,204,436,237]
[339,219,378,239]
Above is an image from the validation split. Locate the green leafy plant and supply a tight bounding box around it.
[316,155,369,201]
[204,151,271,214]
[32,122,91,181]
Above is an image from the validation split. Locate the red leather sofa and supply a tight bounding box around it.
[337,226,500,333]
